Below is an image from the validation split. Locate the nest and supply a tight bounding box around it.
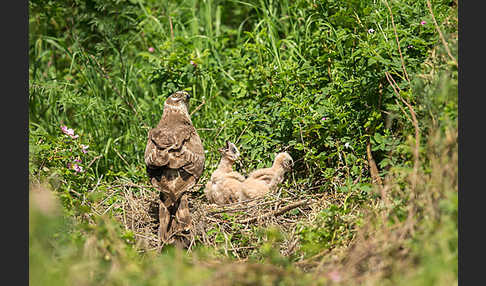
[93,182,161,251]
[95,180,336,258]
[191,191,319,258]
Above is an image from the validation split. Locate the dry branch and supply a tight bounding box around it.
[384,71,420,189]
[366,140,383,187]
[384,0,410,84]
[190,99,206,116]
[426,0,457,66]
[237,199,310,224]
[87,155,102,168]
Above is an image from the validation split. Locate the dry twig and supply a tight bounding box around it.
[237,199,310,224]
[426,0,457,66]
[384,0,410,84]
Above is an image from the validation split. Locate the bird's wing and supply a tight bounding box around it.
[178,130,205,178]
[240,178,270,199]
[224,171,246,182]
[150,124,192,150]
[145,122,205,181]
[247,168,275,185]
[144,124,192,167]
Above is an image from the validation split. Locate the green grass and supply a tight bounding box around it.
[29,0,457,285]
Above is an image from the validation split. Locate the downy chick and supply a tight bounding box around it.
[204,141,245,205]
[238,152,293,201]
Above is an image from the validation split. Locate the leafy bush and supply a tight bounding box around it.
[30,0,457,183]
[29,0,457,284]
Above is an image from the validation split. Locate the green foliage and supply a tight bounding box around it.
[29,0,457,186]
[30,197,214,286]
[29,0,457,284]
[298,203,359,257]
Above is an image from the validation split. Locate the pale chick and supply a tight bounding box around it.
[204,141,245,205]
[237,152,293,202]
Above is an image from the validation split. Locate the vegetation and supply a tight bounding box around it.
[29,0,457,285]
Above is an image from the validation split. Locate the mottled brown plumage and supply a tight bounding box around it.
[144,91,205,248]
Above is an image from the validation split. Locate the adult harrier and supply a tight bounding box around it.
[144,91,205,248]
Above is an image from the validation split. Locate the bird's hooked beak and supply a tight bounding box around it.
[180,90,191,102]
[170,91,191,104]
[284,156,294,171]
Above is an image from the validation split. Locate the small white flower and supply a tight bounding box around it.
[368,28,375,34]
[213,120,217,124]
[204,150,209,153]
[234,111,238,115]
[81,144,89,154]
[344,142,353,150]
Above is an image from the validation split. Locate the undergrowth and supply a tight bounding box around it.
[29,0,457,285]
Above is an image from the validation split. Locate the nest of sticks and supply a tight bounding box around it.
[95,180,340,257]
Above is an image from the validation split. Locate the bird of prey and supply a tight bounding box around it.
[238,152,293,201]
[144,91,205,248]
[204,141,245,205]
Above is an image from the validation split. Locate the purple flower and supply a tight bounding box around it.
[74,158,82,163]
[60,125,72,135]
[420,20,426,25]
[408,45,414,49]
[72,164,84,173]
[81,144,89,154]
[60,125,78,139]
[321,117,327,121]
[190,60,197,68]
[148,47,154,53]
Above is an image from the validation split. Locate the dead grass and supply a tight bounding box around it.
[297,125,458,285]
[30,123,457,286]
[93,180,339,257]
[64,118,457,285]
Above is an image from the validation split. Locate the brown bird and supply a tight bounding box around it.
[144,91,205,248]
[238,152,293,201]
[204,141,245,205]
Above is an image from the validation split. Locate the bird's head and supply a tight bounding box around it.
[218,141,241,162]
[164,90,191,113]
[274,152,293,171]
